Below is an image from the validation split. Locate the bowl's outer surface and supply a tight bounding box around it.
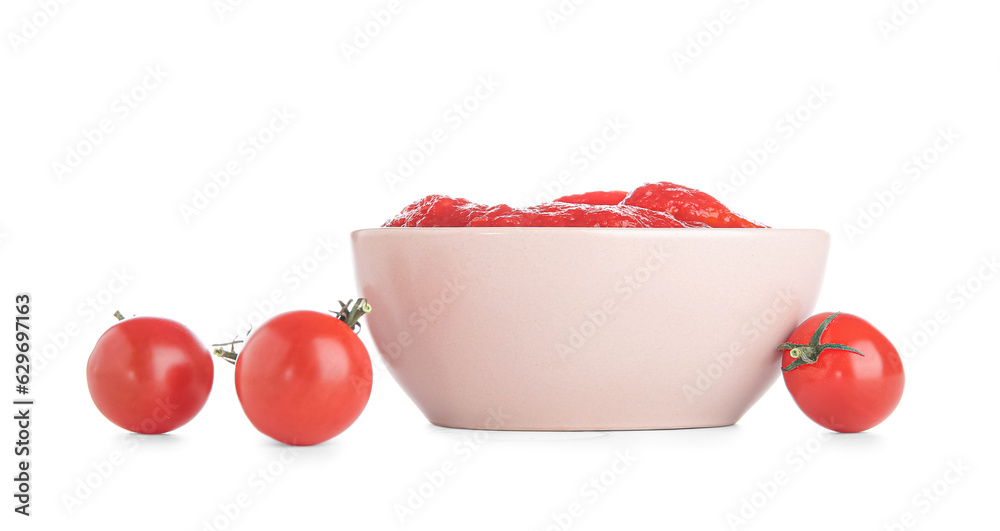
[352,228,829,430]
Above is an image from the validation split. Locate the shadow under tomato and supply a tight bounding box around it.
[822,430,883,448]
[257,436,345,460]
[115,431,182,449]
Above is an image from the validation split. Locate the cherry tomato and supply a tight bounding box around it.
[780,312,904,433]
[87,317,214,434]
[234,309,373,446]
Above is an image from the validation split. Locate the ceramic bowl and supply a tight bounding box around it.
[351,228,829,430]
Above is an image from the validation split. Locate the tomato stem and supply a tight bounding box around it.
[334,298,371,332]
[114,310,125,321]
[211,339,244,365]
[780,312,867,371]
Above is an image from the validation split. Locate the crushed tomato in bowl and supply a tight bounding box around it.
[383,181,766,228]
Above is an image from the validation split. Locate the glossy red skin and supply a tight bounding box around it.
[87,317,213,434]
[623,182,766,228]
[468,202,704,227]
[781,313,904,433]
[382,195,490,227]
[554,190,628,206]
[235,310,372,446]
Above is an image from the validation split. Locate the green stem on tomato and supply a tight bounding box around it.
[780,312,867,372]
[211,338,244,365]
[212,346,238,365]
[211,326,253,366]
[335,298,371,332]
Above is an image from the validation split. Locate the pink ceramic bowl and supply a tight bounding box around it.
[351,228,829,430]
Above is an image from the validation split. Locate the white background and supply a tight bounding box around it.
[2,1,998,530]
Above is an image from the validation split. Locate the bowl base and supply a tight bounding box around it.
[427,419,738,432]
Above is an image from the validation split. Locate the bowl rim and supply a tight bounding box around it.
[352,227,830,237]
